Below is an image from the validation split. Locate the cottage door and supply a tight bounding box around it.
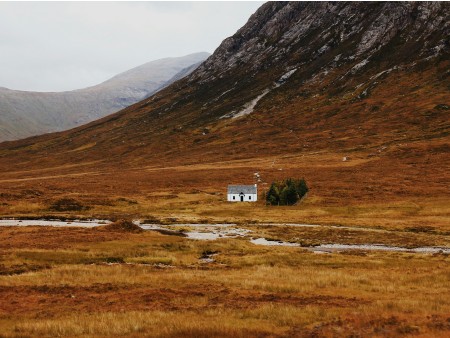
[240,193,244,202]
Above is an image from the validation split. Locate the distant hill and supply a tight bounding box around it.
[0,52,209,142]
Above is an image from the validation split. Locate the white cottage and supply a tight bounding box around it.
[227,184,257,202]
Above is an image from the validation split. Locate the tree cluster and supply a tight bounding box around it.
[265,178,309,206]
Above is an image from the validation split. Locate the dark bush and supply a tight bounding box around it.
[266,178,309,206]
[266,183,280,205]
[280,183,298,205]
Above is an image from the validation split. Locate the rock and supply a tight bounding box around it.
[188,2,449,105]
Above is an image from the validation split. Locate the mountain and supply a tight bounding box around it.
[4,1,446,160]
[0,52,209,142]
[0,2,448,223]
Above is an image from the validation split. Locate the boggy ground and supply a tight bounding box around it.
[0,225,449,337]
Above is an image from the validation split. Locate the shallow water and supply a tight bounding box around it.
[0,219,110,228]
[1,219,448,254]
[139,223,236,227]
[185,228,251,240]
[250,238,300,247]
[314,243,450,254]
[250,237,450,254]
[186,232,221,240]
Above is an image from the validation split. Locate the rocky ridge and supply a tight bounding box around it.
[184,1,448,119]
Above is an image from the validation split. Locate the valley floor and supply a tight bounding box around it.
[0,144,449,232]
[0,139,448,336]
[0,225,449,337]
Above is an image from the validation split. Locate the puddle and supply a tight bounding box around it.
[250,238,300,247]
[199,253,218,264]
[0,219,110,228]
[199,257,215,263]
[184,228,250,240]
[187,232,221,240]
[312,250,331,255]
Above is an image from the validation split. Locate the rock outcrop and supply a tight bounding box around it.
[191,2,448,84]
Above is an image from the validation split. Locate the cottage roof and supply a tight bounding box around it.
[228,185,257,194]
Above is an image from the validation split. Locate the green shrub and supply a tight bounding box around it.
[266,178,309,206]
[266,183,280,205]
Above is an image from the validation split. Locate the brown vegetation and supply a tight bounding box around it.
[0,143,448,231]
[0,4,448,335]
[0,226,448,337]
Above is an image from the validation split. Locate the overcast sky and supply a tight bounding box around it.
[0,1,263,92]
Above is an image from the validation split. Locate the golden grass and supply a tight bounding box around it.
[0,226,449,336]
[9,309,296,337]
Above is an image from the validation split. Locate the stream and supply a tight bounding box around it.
[249,238,450,254]
[0,219,110,227]
[1,219,449,254]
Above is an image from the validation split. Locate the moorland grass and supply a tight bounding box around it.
[0,227,449,337]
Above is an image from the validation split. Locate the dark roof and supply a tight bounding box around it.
[228,185,257,194]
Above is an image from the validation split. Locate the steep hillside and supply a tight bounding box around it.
[0,2,448,227]
[2,2,447,160]
[0,52,209,142]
